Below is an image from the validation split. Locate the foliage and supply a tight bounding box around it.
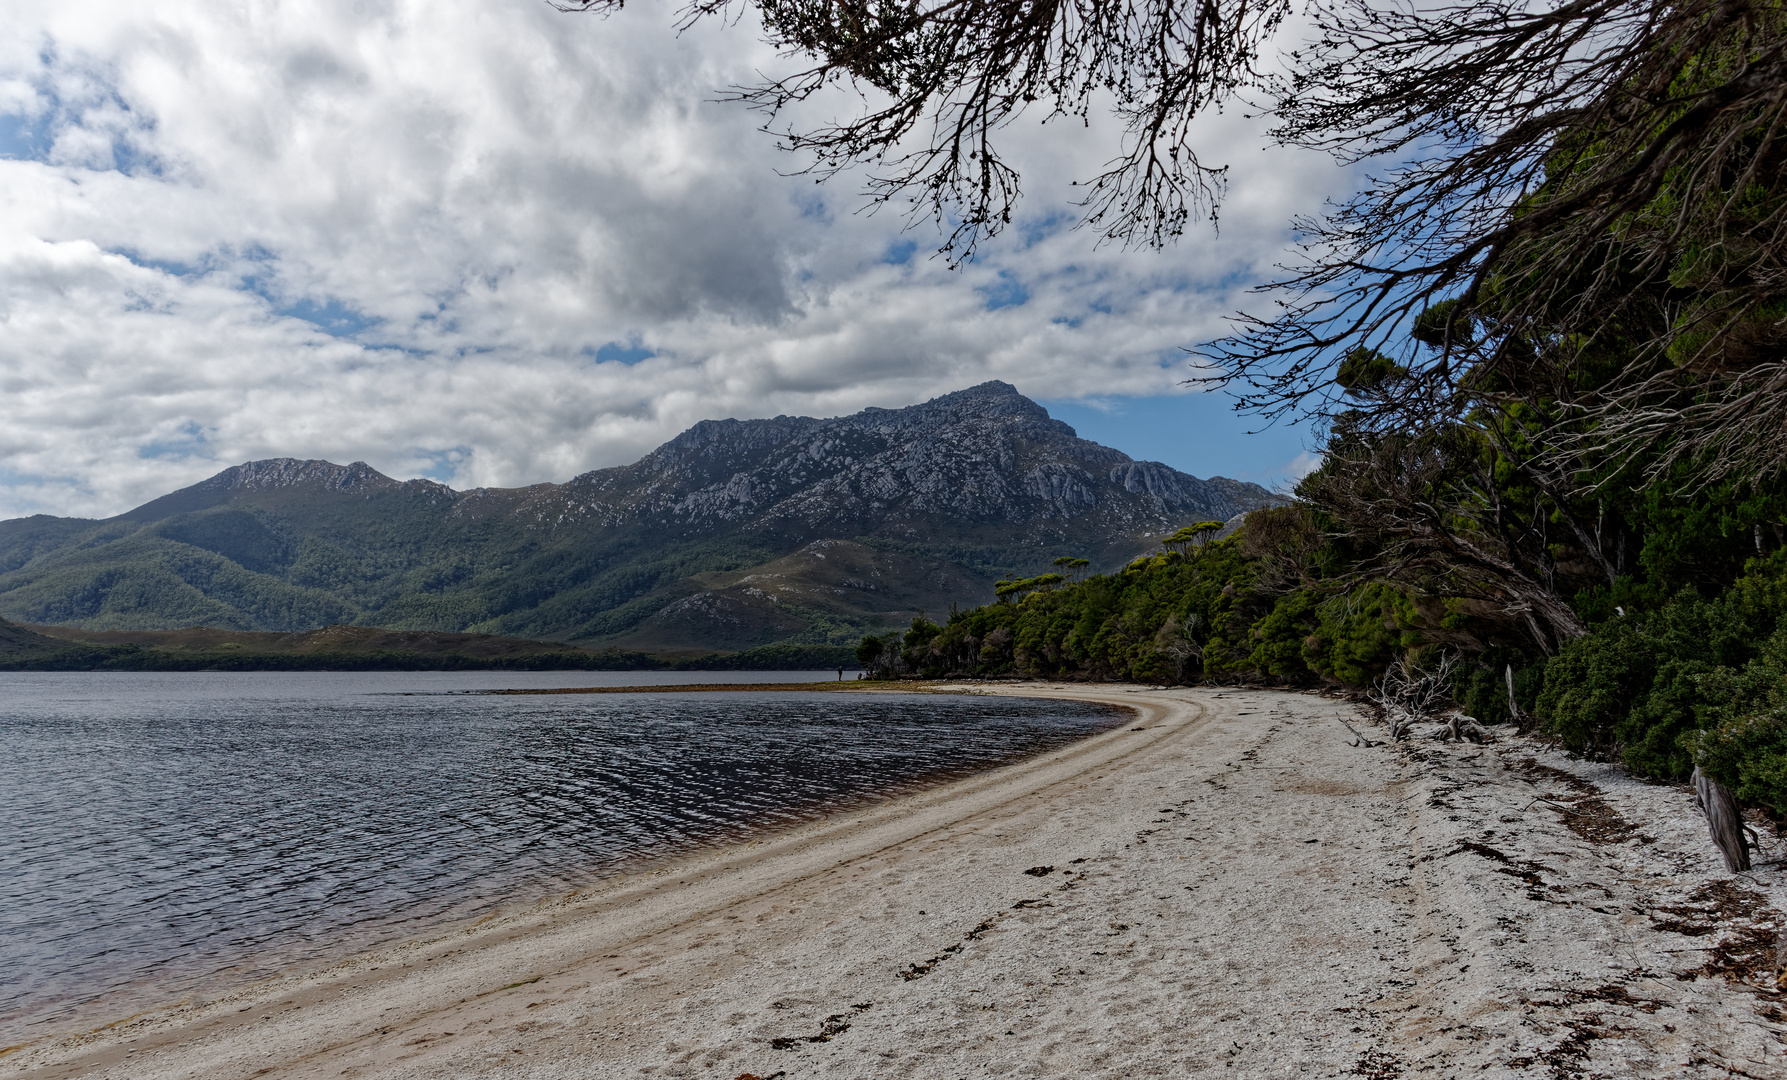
[1687,628,1787,815]
[1533,551,1787,787]
[1450,654,1544,729]
[1300,584,1421,687]
[993,573,1064,599]
[859,517,1398,686]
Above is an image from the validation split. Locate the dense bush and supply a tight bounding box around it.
[1449,654,1544,728]
[861,538,1276,684]
[850,515,1432,689]
[1533,550,1787,800]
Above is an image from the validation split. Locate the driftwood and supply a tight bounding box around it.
[1504,664,1529,728]
[1437,711,1493,743]
[1692,766,1751,873]
[1370,654,1463,740]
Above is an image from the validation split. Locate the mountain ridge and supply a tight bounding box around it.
[0,382,1282,650]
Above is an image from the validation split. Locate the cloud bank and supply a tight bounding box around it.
[0,0,1346,518]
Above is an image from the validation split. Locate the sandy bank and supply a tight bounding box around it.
[8,685,1787,1078]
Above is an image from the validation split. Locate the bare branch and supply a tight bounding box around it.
[1210,0,1787,495]
[562,0,1288,259]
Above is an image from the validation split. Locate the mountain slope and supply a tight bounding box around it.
[0,383,1282,649]
[607,539,990,655]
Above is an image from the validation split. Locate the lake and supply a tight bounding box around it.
[0,671,1122,1042]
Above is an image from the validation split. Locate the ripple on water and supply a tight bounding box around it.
[0,671,1123,1040]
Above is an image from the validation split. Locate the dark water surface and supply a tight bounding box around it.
[0,671,1122,1040]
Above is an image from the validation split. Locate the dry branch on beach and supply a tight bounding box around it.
[1367,653,1489,743]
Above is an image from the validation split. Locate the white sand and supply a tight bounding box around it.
[8,685,1787,1079]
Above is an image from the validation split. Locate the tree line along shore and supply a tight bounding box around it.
[854,498,1787,836]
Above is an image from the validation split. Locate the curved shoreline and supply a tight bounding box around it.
[0,680,1111,1045]
[2,683,1167,1076]
[8,682,1786,1079]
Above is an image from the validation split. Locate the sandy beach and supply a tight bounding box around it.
[8,684,1787,1079]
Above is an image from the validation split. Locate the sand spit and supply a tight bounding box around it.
[7,685,1787,1079]
[481,682,866,695]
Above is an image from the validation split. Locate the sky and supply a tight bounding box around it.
[0,0,1348,520]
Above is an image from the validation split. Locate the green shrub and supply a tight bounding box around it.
[1687,627,1787,813]
[1246,590,1320,681]
[1617,658,1718,778]
[1303,583,1418,687]
[1537,618,1655,761]
[1538,552,1787,780]
[1691,707,1787,816]
[902,617,942,669]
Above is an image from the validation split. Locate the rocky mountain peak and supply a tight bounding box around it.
[535,383,1281,543]
[831,382,1073,445]
[854,380,1060,429]
[631,382,1067,473]
[209,459,398,493]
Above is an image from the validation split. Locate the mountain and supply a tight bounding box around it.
[0,382,1282,652]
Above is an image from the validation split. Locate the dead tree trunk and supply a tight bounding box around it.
[1692,766,1751,873]
[1504,664,1530,729]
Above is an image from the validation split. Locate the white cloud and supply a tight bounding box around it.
[0,0,1351,518]
[1282,450,1325,483]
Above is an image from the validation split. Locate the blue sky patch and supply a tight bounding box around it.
[978,270,1030,310]
[795,191,832,224]
[0,464,50,489]
[592,340,656,365]
[108,130,163,177]
[136,422,209,461]
[882,239,917,265]
[113,248,201,278]
[0,113,47,161]
[1020,211,1074,248]
[410,447,472,484]
[1040,392,1319,489]
[279,296,379,337]
[0,56,166,175]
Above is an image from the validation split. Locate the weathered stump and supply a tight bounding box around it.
[1504,664,1529,728]
[1692,766,1751,873]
